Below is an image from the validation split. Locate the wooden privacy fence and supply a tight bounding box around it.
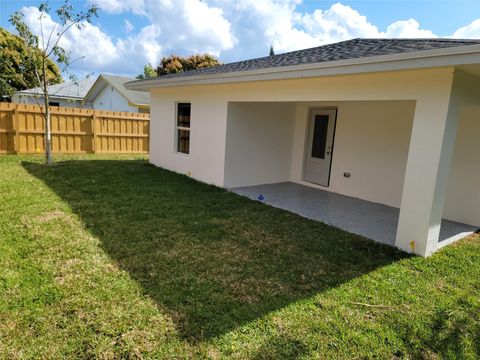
[0,102,149,154]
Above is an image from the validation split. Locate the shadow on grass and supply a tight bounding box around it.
[23,159,408,342]
[251,334,309,360]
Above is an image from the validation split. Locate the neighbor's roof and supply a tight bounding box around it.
[126,38,480,89]
[83,74,150,107]
[16,77,96,100]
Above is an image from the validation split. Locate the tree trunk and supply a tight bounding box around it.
[42,57,52,165]
[45,107,52,165]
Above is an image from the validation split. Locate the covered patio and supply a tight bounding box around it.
[232,182,478,247]
[220,69,480,256]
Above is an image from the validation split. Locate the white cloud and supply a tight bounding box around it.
[149,0,236,55]
[94,0,236,56]
[232,2,437,54]
[300,3,382,45]
[116,25,162,66]
[215,0,316,57]
[204,1,437,58]
[19,1,480,77]
[239,0,319,52]
[385,19,437,38]
[20,6,162,76]
[452,19,480,38]
[91,0,146,16]
[124,19,134,33]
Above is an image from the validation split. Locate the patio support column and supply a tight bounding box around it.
[395,70,463,257]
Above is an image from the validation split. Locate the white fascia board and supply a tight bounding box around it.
[125,44,480,90]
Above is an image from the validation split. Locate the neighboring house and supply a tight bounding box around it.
[82,74,150,113]
[126,38,480,257]
[12,77,96,108]
[12,74,150,113]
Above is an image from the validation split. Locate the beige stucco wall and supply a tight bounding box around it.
[290,101,415,208]
[149,91,229,186]
[224,102,296,188]
[149,67,479,227]
[445,105,480,225]
[395,69,480,255]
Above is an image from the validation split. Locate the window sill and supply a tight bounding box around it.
[174,151,190,157]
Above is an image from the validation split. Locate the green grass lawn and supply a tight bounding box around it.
[0,154,479,359]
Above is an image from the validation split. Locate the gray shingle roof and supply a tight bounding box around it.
[158,38,480,79]
[17,77,96,99]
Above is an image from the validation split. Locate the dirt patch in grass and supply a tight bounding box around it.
[33,210,70,223]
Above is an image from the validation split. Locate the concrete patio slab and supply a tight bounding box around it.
[231,182,478,247]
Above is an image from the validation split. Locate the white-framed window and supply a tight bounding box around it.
[176,102,191,154]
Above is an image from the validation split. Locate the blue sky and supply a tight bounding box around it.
[1,0,480,77]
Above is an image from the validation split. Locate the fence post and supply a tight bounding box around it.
[14,104,20,154]
[91,111,97,153]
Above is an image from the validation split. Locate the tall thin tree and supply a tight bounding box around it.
[9,1,98,164]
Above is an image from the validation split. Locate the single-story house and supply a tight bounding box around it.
[12,77,96,108]
[126,38,480,257]
[82,74,150,113]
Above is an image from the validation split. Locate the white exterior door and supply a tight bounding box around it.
[304,109,337,186]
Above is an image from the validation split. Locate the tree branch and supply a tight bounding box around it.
[39,12,45,52]
[45,21,77,58]
[45,23,58,54]
[58,55,85,75]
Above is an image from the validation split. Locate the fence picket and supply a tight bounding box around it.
[0,103,149,154]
